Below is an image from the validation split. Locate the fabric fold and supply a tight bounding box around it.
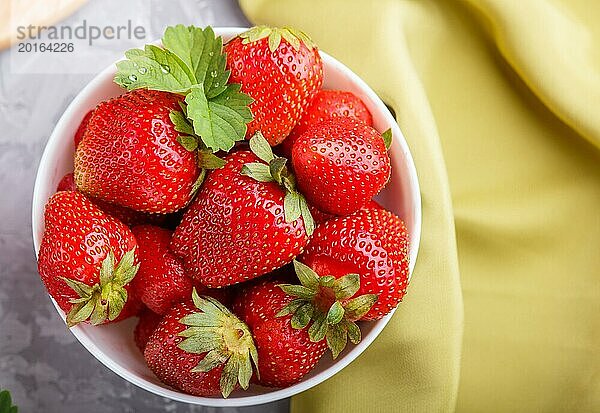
[463,0,600,149]
[239,1,464,412]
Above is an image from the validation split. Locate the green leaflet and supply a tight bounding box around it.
[186,84,253,152]
[239,25,316,51]
[161,25,229,99]
[114,46,194,93]
[114,25,253,155]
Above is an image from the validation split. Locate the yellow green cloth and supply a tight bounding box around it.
[240,0,600,412]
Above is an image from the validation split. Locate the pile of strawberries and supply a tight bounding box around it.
[37,25,410,398]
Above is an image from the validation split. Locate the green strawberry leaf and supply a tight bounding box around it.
[345,320,361,344]
[298,194,315,236]
[197,150,226,169]
[177,289,259,398]
[241,163,275,182]
[114,25,254,166]
[284,191,302,222]
[243,133,315,235]
[332,273,361,300]
[293,260,319,290]
[239,25,316,51]
[177,135,199,152]
[269,157,287,184]
[276,260,376,358]
[291,303,313,329]
[170,110,196,136]
[326,301,345,325]
[344,294,378,321]
[249,132,275,163]
[114,46,195,93]
[275,298,305,318]
[186,84,253,152]
[162,25,229,99]
[326,323,348,359]
[61,247,139,327]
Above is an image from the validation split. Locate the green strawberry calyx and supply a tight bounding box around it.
[239,25,316,52]
[382,128,393,150]
[60,247,139,327]
[114,25,254,196]
[276,260,378,359]
[177,289,259,398]
[241,132,315,236]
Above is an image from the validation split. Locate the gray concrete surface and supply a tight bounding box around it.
[0,1,289,412]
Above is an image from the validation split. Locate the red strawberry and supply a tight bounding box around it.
[300,208,410,320]
[130,225,195,315]
[308,205,335,225]
[232,275,327,387]
[56,173,169,228]
[366,199,384,210]
[134,308,162,352]
[74,110,93,148]
[37,191,141,326]
[309,199,385,226]
[56,172,77,192]
[225,26,323,146]
[281,90,373,157]
[74,89,199,214]
[292,117,391,215]
[144,292,259,398]
[130,225,230,313]
[171,133,314,287]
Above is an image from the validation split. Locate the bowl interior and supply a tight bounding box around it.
[31,28,421,407]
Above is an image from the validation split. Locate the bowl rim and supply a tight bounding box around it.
[31,27,422,407]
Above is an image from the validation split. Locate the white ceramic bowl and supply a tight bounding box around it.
[31,27,422,407]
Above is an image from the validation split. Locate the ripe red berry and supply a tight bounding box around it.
[130,225,195,315]
[292,117,391,215]
[56,173,170,228]
[74,89,199,213]
[74,110,93,148]
[171,142,311,288]
[134,308,162,352]
[281,89,373,157]
[225,26,323,146]
[232,276,327,387]
[37,191,141,326]
[144,293,258,397]
[300,208,410,320]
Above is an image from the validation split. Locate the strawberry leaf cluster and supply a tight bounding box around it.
[114,25,253,155]
[61,248,139,326]
[277,261,378,358]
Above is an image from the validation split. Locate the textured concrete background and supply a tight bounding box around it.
[0,1,288,411]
